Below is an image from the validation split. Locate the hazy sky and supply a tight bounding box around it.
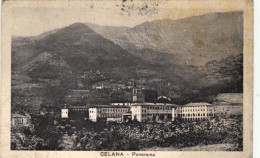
[11,1,241,37]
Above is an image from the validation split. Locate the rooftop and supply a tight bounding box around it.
[12,113,31,118]
[131,102,178,106]
[89,105,130,108]
[183,102,211,107]
[63,105,89,109]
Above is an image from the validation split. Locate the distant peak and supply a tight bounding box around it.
[59,22,94,33]
[84,22,97,26]
[68,22,88,28]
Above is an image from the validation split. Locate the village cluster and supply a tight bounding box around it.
[11,84,242,127]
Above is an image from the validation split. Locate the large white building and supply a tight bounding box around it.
[174,102,215,121]
[131,103,177,122]
[89,105,130,122]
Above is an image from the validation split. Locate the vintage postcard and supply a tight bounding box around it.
[0,0,253,158]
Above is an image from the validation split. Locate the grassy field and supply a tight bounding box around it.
[144,143,234,151]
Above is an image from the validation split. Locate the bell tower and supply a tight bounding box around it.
[133,81,137,102]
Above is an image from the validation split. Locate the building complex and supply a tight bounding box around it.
[60,87,217,123]
[60,102,215,123]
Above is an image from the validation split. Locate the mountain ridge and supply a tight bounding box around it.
[11,11,243,111]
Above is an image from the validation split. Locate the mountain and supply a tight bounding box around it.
[11,23,139,110]
[84,11,244,102]
[12,23,182,110]
[11,11,243,111]
[90,11,243,67]
[85,11,244,97]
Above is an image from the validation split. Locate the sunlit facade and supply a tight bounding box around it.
[131,103,177,122]
[174,102,215,121]
[89,106,130,122]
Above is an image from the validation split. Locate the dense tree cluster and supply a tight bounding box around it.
[11,113,242,151]
[71,116,242,151]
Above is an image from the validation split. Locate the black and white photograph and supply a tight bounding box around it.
[7,0,248,153]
